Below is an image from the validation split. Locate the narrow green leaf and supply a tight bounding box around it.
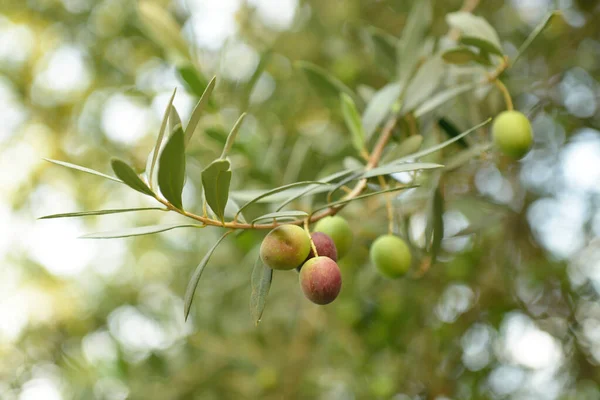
[236,181,330,218]
[295,61,362,107]
[312,186,418,213]
[446,12,503,56]
[169,106,182,135]
[382,135,424,164]
[81,223,204,239]
[137,1,190,62]
[513,11,561,65]
[231,185,334,204]
[38,207,165,219]
[444,142,493,171]
[148,88,177,189]
[413,82,480,118]
[340,93,366,153]
[362,162,443,179]
[221,113,246,159]
[158,129,186,209]
[44,159,122,183]
[442,47,480,64]
[365,26,398,76]
[111,159,155,197]
[397,0,432,81]
[362,82,403,139]
[250,255,273,325]
[438,118,469,148]
[391,118,491,163]
[177,64,210,99]
[201,159,232,223]
[276,170,358,211]
[184,231,232,320]
[428,187,444,265]
[401,55,445,113]
[251,211,308,224]
[185,76,216,146]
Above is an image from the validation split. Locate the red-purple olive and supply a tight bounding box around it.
[296,232,338,272]
[260,225,310,270]
[299,256,342,305]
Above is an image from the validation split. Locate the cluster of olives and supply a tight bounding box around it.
[491,110,533,159]
[260,215,413,305]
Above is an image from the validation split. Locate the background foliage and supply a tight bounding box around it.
[2,0,600,399]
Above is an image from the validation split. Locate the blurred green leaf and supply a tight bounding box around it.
[221,113,246,159]
[365,26,398,76]
[382,135,424,163]
[184,231,232,321]
[202,159,232,223]
[185,76,216,146]
[427,186,444,265]
[413,82,479,118]
[44,158,122,183]
[362,162,443,179]
[445,142,493,171]
[111,159,155,197]
[514,11,561,65]
[158,129,186,209]
[362,82,402,139]
[341,93,366,153]
[397,0,432,82]
[442,47,480,64]
[438,118,468,148]
[392,118,491,163]
[38,207,165,219]
[81,223,204,239]
[401,55,445,113]
[235,181,330,217]
[312,185,418,213]
[250,255,273,325]
[148,88,177,189]
[446,12,503,56]
[251,211,308,224]
[295,61,362,107]
[137,1,190,62]
[177,64,210,99]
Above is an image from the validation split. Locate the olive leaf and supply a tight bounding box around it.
[340,93,366,153]
[221,113,246,159]
[38,207,165,220]
[446,12,503,56]
[184,231,232,321]
[44,158,122,183]
[250,255,273,325]
[148,88,177,189]
[158,128,186,209]
[251,211,308,224]
[201,159,232,223]
[111,159,155,197]
[513,11,561,65]
[185,76,216,146]
[362,82,403,139]
[81,223,204,239]
[295,61,362,107]
[414,82,479,118]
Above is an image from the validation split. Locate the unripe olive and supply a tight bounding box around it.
[299,256,342,305]
[491,110,533,159]
[370,235,412,278]
[313,216,353,258]
[296,232,338,272]
[260,225,310,270]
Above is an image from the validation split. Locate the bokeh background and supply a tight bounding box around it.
[2,0,600,398]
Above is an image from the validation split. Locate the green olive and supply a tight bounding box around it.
[313,216,353,258]
[370,235,412,278]
[491,110,533,159]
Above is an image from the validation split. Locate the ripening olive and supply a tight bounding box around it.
[297,232,338,272]
[260,225,310,270]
